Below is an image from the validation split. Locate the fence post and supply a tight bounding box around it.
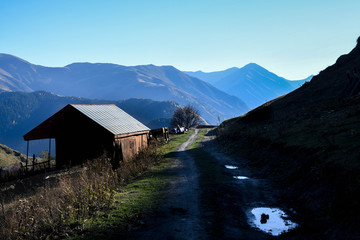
[26,141,29,173]
[0,197,6,232]
[32,154,35,172]
[48,138,51,169]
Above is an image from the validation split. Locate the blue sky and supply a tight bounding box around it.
[1,0,360,79]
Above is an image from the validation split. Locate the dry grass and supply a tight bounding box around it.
[0,144,25,168]
[0,144,163,240]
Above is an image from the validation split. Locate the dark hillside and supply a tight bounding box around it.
[268,37,360,116]
[217,37,360,239]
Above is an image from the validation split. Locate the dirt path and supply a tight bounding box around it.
[202,132,281,212]
[126,129,296,239]
[200,131,282,239]
[126,129,206,240]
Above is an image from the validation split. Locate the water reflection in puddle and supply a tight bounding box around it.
[233,176,249,180]
[249,207,298,236]
[224,165,238,169]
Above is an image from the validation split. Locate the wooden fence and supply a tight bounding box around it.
[0,155,54,182]
[21,154,52,173]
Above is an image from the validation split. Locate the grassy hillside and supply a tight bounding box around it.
[217,37,360,238]
[0,144,25,167]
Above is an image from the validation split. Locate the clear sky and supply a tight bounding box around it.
[1,0,360,79]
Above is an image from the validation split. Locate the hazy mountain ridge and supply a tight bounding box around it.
[185,63,312,108]
[0,54,249,124]
[184,67,239,85]
[0,91,179,154]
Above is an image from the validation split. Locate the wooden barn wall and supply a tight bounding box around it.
[56,134,113,168]
[55,111,114,168]
[115,133,148,162]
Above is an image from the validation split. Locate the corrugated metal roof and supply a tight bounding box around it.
[71,104,150,135]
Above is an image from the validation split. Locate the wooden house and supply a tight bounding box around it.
[23,104,150,169]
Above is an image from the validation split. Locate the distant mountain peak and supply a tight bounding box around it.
[240,63,270,73]
[243,62,262,68]
[184,63,311,109]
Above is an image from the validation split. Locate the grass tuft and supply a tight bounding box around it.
[0,132,193,239]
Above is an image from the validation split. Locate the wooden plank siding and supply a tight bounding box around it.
[115,132,149,162]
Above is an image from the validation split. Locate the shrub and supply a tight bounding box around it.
[0,144,163,239]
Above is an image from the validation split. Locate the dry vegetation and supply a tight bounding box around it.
[0,144,163,239]
[0,144,26,168]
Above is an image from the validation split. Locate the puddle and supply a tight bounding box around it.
[224,165,238,169]
[248,207,298,236]
[233,176,249,180]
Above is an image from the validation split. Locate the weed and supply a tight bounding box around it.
[0,146,160,239]
[0,131,192,239]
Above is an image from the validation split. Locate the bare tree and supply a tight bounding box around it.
[170,104,200,129]
[170,107,185,128]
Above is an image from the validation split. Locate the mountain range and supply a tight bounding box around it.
[0,54,249,124]
[185,64,312,108]
[0,53,312,155]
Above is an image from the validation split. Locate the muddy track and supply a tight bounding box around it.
[125,129,297,239]
[126,129,206,239]
[201,131,284,239]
